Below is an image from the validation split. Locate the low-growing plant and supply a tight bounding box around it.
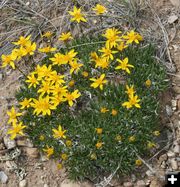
[1,3,168,181]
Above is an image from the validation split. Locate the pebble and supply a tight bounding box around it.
[146,170,154,177]
[173,144,180,154]
[44,184,48,187]
[158,154,168,163]
[173,86,180,94]
[136,180,146,187]
[0,171,8,184]
[123,181,133,187]
[0,142,5,150]
[170,158,178,170]
[0,73,3,80]
[3,135,16,149]
[61,180,81,187]
[19,179,27,187]
[165,105,173,116]
[160,161,166,169]
[150,179,163,187]
[171,99,177,111]
[24,147,39,158]
[167,150,175,158]
[16,138,33,148]
[168,15,178,24]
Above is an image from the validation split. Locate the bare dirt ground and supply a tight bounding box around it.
[0,0,180,187]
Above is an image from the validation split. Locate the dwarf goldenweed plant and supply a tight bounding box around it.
[1,3,167,181]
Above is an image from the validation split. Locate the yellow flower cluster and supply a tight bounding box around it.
[6,107,26,139]
[1,35,36,69]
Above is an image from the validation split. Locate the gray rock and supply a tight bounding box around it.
[0,171,8,184]
[16,138,33,147]
[3,135,16,149]
[173,144,180,154]
[146,170,154,177]
[123,181,133,187]
[136,180,146,187]
[166,105,173,116]
[24,147,39,158]
[19,179,27,187]
[167,151,175,158]
[170,158,178,170]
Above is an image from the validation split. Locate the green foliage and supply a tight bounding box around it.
[16,36,167,181]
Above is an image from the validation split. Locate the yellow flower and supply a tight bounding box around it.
[7,107,22,125]
[31,96,56,116]
[26,73,39,88]
[68,80,75,87]
[153,131,160,136]
[66,140,72,147]
[63,49,78,64]
[115,57,134,74]
[98,43,118,60]
[38,46,57,53]
[93,4,107,15]
[90,74,108,90]
[57,163,63,170]
[59,32,73,41]
[100,107,109,113]
[50,95,66,107]
[1,53,17,69]
[94,56,109,69]
[90,153,97,160]
[12,35,31,46]
[51,85,68,96]
[19,98,32,109]
[90,52,99,61]
[115,135,122,141]
[145,79,151,87]
[64,89,81,107]
[49,53,67,66]
[68,6,87,23]
[42,31,53,38]
[43,146,54,158]
[147,141,156,149]
[52,125,67,139]
[116,41,128,51]
[39,135,45,141]
[125,85,135,97]
[82,71,89,77]
[129,136,136,142]
[96,142,103,149]
[7,122,26,140]
[35,65,53,79]
[37,81,53,96]
[95,128,103,134]
[111,109,118,116]
[61,153,68,160]
[47,71,65,85]
[102,28,121,48]
[22,41,36,55]
[123,30,143,44]
[69,60,83,74]
[12,48,27,61]
[122,94,141,109]
[135,159,142,166]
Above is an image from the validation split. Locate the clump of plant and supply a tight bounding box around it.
[1,3,167,181]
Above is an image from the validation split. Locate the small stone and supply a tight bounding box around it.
[3,135,16,149]
[0,142,5,150]
[131,174,136,182]
[160,161,166,169]
[25,147,39,158]
[167,151,175,158]
[0,171,8,184]
[158,154,168,163]
[146,170,154,177]
[61,180,81,187]
[171,100,177,110]
[166,105,173,116]
[44,184,48,187]
[16,138,33,147]
[0,73,3,80]
[168,15,178,24]
[136,180,146,187]
[123,181,133,187]
[173,144,180,154]
[173,86,180,94]
[150,179,163,187]
[19,179,27,187]
[170,158,178,170]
